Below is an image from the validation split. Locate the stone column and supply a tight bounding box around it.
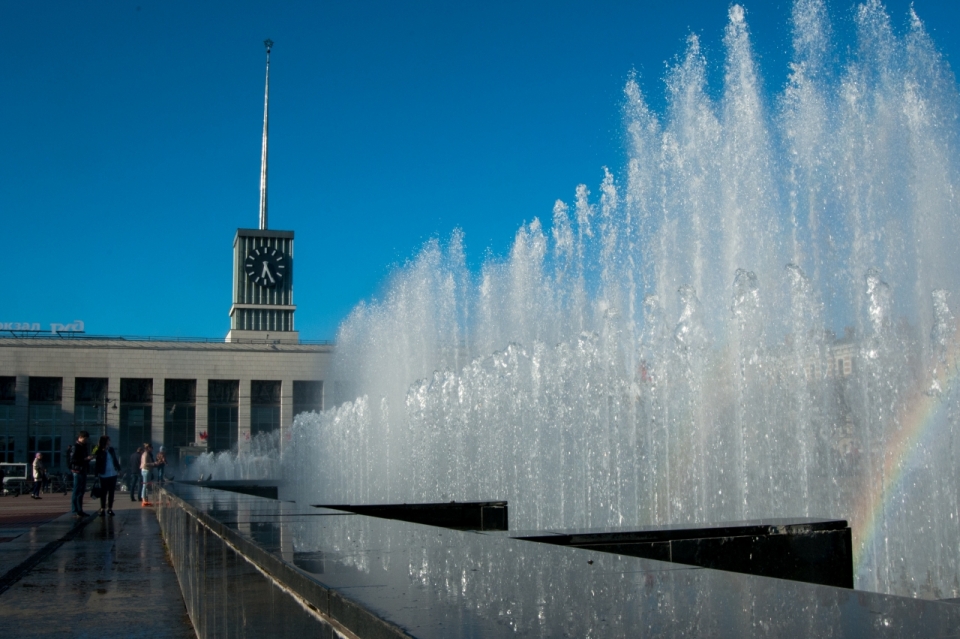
[14,374,28,464]
[238,378,251,453]
[195,378,208,446]
[280,377,294,446]
[60,378,75,470]
[153,378,165,449]
[108,377,121,450]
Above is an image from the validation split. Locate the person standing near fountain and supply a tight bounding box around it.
[128,446,142,501]
[93,435,121,516]
[140,443,155,506]
[155,446,167,484]
[68,431,92,517]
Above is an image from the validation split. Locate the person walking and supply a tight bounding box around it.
[93,435,121,516]
[69,431,92,517]
[128,446,143,501]
[31,453,45,499]
[140,443,155,506]
[155,446,167,484]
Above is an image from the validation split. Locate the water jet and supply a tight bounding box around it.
[286,0,960,600]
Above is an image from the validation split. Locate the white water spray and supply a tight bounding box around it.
[285,1,960,598]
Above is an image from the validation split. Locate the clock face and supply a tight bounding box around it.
[244,247,287,288]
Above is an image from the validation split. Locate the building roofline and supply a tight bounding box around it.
[0,333,332,353]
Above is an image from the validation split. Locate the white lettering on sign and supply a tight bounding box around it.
[0,320,85,333]
[50,321,85,333]
[0,323,41,331]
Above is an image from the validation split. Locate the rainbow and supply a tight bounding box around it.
[849,324,960,586]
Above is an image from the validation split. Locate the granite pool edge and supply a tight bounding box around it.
[156,485,413,639]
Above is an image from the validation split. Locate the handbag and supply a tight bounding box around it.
[90,477,102,499]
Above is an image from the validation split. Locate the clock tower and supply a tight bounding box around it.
[226,40,299,344]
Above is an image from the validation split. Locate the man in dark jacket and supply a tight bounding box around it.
[69,431,92,517]
[128,446,143,501]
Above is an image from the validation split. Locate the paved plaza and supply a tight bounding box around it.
[0,489,195,638]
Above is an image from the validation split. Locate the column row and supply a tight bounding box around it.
[0,376,323,470]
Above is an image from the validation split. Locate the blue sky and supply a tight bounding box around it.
[3,0,959,340]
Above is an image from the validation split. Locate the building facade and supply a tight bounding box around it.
[0,337,331,470]
[0,40,333,472]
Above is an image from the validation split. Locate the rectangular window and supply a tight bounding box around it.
[293,381,323,418]
[837,359,844,377]
[0,377,14,402]
[208,380,238,453]
[332,381,356,408]
[29,377,62,403]
[164,379,196,466]
[120,379,153,462]
[0,409,14,463]
[74,377,108,437]
[0,377,15,463]
[28,377,62,470]
[121,378,153,404]
[251,381,281,437]
[76,378,107,403]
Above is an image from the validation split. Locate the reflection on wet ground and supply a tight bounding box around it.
[0,501,195,639]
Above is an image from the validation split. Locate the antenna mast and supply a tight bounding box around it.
[259,39,273,230]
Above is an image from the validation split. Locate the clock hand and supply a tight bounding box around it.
[261,261,276,284]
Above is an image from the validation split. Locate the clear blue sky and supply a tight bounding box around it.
[3,1,959,340]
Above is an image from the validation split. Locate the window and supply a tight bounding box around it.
[74,378,108,437]
[120,406,151,462]
[29,377,62,470]
[164,379,196,466]
[251,381,281,437]
[0,377,15,463]
[120,379,153,462]
[293,381,323,418]
[208,380,238,453]
[29,377,61,403]
[837,359,844,377]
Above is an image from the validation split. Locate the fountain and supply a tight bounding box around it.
[277,0,960,599]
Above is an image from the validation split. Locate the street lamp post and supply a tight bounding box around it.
[97,397,118,438]
[73,396,118,439]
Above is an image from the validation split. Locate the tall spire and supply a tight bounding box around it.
[259,39,273,230]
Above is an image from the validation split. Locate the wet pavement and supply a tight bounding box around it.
[0,492,71,545]
[0,494,195,639]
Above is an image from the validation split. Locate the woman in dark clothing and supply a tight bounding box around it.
[93,435,122,516]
